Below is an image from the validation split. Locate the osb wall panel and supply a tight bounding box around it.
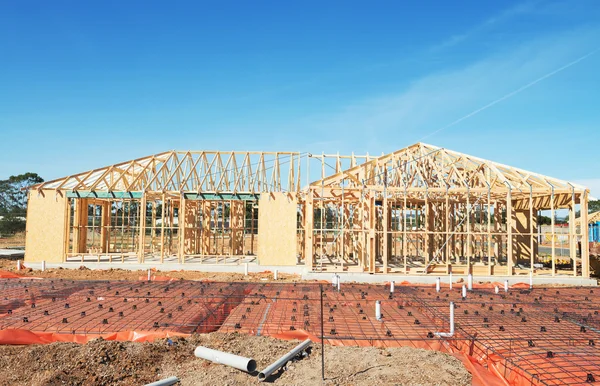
[25,191,67,263]
[258,192,297,266]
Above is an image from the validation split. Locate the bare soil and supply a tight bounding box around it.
[0,333,471,386]
[0,255,302,282]
[0,232,25,249]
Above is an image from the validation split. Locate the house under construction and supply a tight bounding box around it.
[25,143,591,278]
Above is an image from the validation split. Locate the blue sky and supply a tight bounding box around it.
[1,0,599,195]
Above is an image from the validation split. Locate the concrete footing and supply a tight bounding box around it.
[21,261,598,286]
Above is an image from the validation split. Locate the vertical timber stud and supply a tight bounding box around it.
[424,191,429,267]
[179,193,185,263]
[466,189,471,273]
[582,190,590,278]
[160,193,166,264]
[383,188,389,273]
[506,184,513,276]
[529,185,534,277]
[369,193,376,273]
[202,200,211,261]
[445,189,450,269]
[570,187,576,277]
[305,190,314,270]
[139,192,147,263]
[78,198,88,255]
[487,186,492,276]
[403,189,408,274]
[63,197,71,262]
[550,187,556,276]
[101,201,110,254]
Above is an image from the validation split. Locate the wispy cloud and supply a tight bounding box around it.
[304,24,600,153]
[431,0,543,51]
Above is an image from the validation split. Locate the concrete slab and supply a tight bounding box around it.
[21,261,598,286]
[303,271,598,286]
[0,249,25,258]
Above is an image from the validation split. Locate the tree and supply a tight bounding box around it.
[590,200,600,214]
[538,215,552,225]
[0,173,44,215]
[0,173,44,235]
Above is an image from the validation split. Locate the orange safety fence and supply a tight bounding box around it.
[0,328,189,345]
[386,281,531,289]
[0,270,42,279]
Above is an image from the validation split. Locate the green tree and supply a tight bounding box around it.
[0,173,44,215]
[537,215,551,225]
[0,173,44,235]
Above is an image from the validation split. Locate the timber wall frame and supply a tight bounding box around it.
[26,144,591,277]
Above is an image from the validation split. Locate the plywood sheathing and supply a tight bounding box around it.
[25,191,67,263]
[257,192,298,266]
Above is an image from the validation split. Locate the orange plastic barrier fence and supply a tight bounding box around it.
[0,328,189,345]
[0,270,41,279]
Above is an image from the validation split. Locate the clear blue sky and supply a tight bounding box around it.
[1,0,599,194]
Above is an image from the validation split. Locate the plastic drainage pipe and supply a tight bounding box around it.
[435,302,455,337]
[504,280,509,292]
[436,277,441,293]
[41,261,46,272]
[449,273,453,290]
[336,277,341,292]
[244,262,249,276]
[390,280,395,293]
[17,260,21,270]
[274,270,278,280]
[461,285,467,298]
[467,274,473,290]
[147,268,151,282]
[144,376,180,386]
[332,274,337,287]
[258,339,312,382]
[194,346,257,373]
[376,300,382,321]
[494,286,499,294]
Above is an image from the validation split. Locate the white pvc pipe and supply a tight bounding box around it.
[274,270,278,280]
[462,285,467,298]
[147,268,151,281]
[194,346,257,373]
[332,274,337,287]
[467,274,473,290]
[41,260,46,272]
[258,339,312,381]
[435,302,455,337]
[244,262,248,276]
[17,260,21,270]
[504,280,509,292]
[494,286,499,294]
[376,300,382,321]
[390,280,395,293]
[336,277,341,292]
[529,271,533,289]
[436,277,441,293]
[449,272,453,290]
[144,376,180,386]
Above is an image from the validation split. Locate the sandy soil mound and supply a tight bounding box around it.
[0,333,470,386]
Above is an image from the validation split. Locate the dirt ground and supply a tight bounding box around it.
[0,332,471,386]
[0,253,302,282]
[0,233,25,249]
